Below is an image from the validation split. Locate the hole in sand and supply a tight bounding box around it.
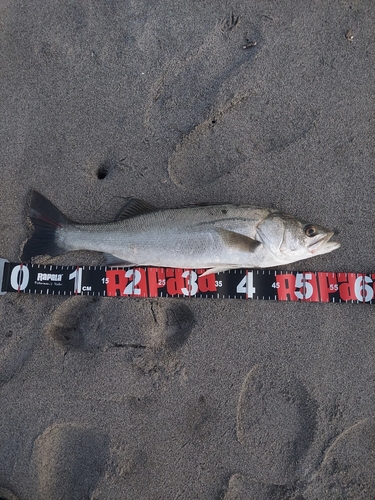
[97,165,108,180]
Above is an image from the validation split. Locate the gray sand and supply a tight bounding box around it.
[1,0,375,498]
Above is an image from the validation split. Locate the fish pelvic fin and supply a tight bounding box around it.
[102,253,136,267]
[21,191,72,262]
[199,267,232,277]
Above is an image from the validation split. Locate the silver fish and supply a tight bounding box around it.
[21,191,340,274]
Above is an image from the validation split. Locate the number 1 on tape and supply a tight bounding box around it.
[69,267,82,294]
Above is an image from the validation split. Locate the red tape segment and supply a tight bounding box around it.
[0,259,374,303]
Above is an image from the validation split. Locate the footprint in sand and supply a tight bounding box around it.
[167,91,251,189]
[304,418,375,500]
[236,363,317,485]
[45,296,194,384]
[144,12,255,144]
[133,302,194,380]
[167,92,318,191]
[33,422,108,500]
[45,298,194,370]
[0,297,39,384]
[146,11,317,192]
[144,12,260,190]
[45,296,101,351]
[182,394,219,447]
[164,302,195,351]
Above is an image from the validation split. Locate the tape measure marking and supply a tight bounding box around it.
[0,258,373,303]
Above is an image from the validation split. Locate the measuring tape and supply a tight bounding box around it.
[1,258,374,303]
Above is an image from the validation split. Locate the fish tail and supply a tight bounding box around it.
[21,191,72,262]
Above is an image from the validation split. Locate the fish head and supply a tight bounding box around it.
[256,212,340,264]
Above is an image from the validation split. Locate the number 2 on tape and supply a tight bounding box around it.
[124,269,142,295]
[105,268,148,296]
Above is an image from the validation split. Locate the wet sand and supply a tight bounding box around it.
[1,0,375,498]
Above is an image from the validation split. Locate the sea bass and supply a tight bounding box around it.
[21,191,340,274]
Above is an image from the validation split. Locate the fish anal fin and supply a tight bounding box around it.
[215,228,261,253]
[115,198,157,221]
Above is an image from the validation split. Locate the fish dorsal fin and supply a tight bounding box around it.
[115,198,158,221]
[215,228,261,253]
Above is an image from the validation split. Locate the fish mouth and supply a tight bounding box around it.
[308,232,341,255]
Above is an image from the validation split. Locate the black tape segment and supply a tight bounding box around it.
[0,259,374,303]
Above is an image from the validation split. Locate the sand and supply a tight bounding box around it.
[1,0,375,498]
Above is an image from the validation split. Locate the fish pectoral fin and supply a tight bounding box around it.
[214,228,261,253]
[102,253,136,266]
[115,198,158,221]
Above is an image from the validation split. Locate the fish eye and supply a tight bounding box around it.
[304,224,317,237]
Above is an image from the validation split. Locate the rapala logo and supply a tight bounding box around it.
[36,273,63,282]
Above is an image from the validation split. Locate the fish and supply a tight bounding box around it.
[21,191,340,274]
